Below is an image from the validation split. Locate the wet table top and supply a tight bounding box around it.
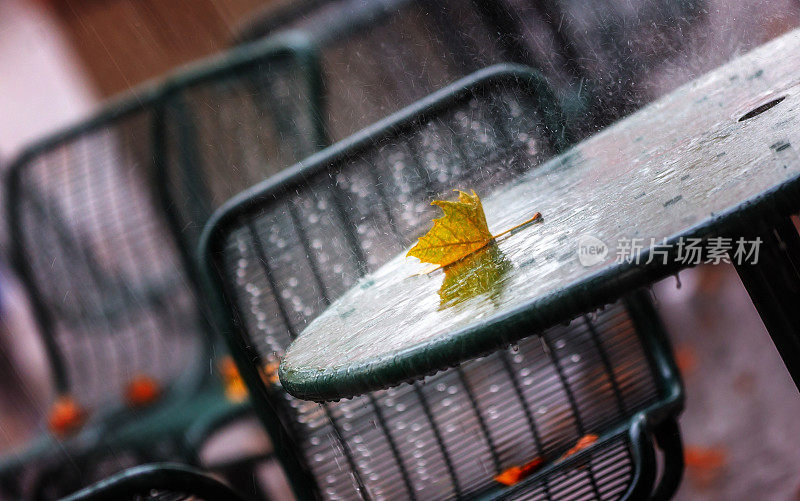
[280,29,800,401]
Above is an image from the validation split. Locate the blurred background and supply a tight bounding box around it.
[2,0,800,499]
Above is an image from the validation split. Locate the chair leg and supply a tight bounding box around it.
[215,458,273,501]
[650,419,684,501]
[730,216,800,391]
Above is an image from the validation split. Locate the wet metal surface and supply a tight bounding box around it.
[282,30,800,394]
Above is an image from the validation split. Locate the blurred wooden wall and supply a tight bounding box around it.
[40,0,282,97]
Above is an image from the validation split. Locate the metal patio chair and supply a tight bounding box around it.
[201,65,684,500]
[235,0,521,143]
[0,35,322,500]
[235,0,708,143]
[489,0,707,132]
[159,32,325,248]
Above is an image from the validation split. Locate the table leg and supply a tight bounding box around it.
[730,215,800,390]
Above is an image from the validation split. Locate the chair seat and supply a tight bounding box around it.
[0,386,251,499]
[59,462,249,501]
[483,415,659,501]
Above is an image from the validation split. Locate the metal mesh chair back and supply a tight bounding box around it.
[236,0,511,143]
[236,0,707,140]
[6,95,207,411]
[160,36,325,248]
[497,0,706,126]
[4,36,323,414]
[2,36,324,501]
[202,67,681,499]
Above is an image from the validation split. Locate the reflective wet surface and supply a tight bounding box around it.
[284,30,800,386]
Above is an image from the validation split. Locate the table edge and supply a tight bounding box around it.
[280,169,800,401]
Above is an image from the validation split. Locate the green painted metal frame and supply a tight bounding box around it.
[200,64,684,499]
[59,463,250,501]
[5,80,165,399]
[200,64,571,237]
[1,33,324,498]
[155,30,327,251]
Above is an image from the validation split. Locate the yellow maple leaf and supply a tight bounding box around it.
[408,190,541,272]
[438,242,511,310]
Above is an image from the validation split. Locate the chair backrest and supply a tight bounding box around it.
[4,36,324,418]
[235,0,707,141]
[235,0,517,143]
[159,34,326,249]
[5,88,207,413]
[495,0,707,128]
[201,66,680,500]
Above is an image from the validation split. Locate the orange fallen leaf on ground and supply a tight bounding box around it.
[125,374,162,407]
[48,395,87,437]
[219,356,249,402]
[408,190,541,273]
[494,456,545,486]
[261,362,281,387]
[493,433,599,487]
[560,434,599,460]
[675,344,697,377]
[685,445,727,489]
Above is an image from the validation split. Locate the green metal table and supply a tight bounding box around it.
[279,29,800,402]
[201,63,683,499]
